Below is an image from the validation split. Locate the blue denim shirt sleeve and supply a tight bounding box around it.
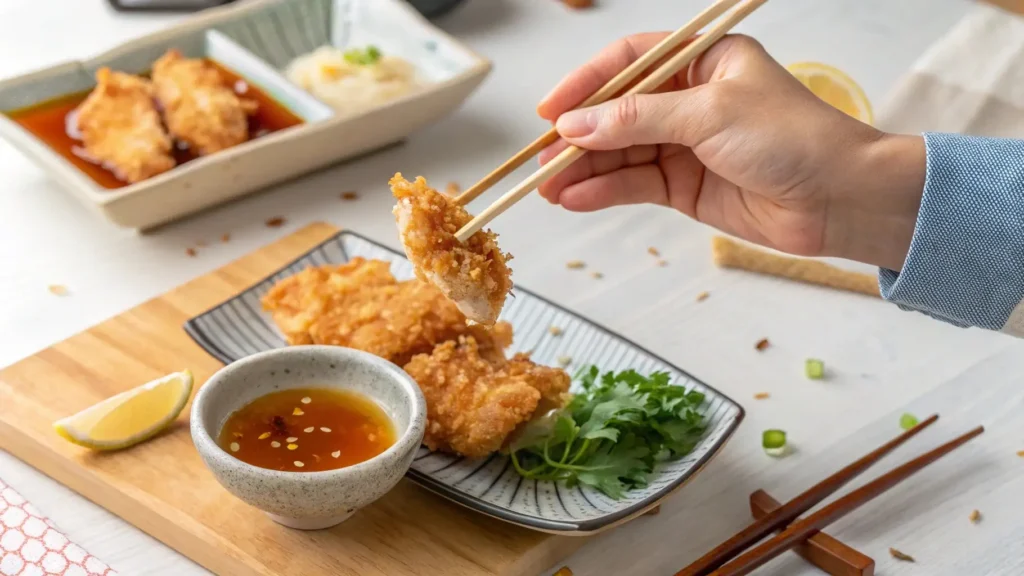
[879,133,1024,332]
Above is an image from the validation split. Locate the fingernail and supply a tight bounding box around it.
[556,109,598,138]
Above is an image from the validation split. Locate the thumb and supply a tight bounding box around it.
[554,91,710,150]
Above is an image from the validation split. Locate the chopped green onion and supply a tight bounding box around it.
[899,413,919,430]
[762,429,787,456]
[343,45,383,65]
[805,358,825,380]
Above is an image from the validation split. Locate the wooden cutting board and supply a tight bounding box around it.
[0,222,585,576]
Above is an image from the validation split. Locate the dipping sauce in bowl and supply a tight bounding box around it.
[217,388,395,472]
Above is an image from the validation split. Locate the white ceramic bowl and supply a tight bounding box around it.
[190,345,426,530]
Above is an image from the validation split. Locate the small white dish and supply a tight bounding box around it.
[190,345,426,530]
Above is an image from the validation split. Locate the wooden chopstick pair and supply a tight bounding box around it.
[676,417,984,576]
[452,0,769,242]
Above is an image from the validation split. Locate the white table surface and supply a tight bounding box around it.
[4,0,1023,575]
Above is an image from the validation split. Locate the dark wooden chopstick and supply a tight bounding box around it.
[675,414,938,576]
[707,425,985,576]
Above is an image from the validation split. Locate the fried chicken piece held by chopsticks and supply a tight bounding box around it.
[404,335,570,458]
[152,49,257,155]
[391,174,513,326]
[75,68,175,184]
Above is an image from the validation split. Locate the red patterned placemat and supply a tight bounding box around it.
[0,478,117,576]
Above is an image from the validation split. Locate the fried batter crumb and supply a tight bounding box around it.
[391,174,513,325]
[755,338,770,351]
[696,291,710,302]
[265,217,286,228]
[47,285,69,296]
[590,271,603,279]
[657,259,668,267]
[186,247,197,257]
[566,260,585,270]
[889,548,914,562]
[341,191,358,200]
[562,0,593,8]
[221,233,231,243]
[548,326,563,336]
[969,509,981,524]
[445,181,460,195]
[754,392,770,400]
[647,247,660,257]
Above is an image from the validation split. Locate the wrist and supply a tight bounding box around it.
[822,132,926,270]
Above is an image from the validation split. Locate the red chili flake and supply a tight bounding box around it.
[755,338,770,351]
[186,248,197,257]
[562,0,593,8]
[221,233,231,243]
[341,191,358,200]
[265,217,286,228]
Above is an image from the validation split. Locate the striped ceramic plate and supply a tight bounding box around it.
[184,231,744,534]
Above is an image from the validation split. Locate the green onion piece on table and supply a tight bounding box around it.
[899,413,919,430]
[762,429,787,457]
[805,358,825,380]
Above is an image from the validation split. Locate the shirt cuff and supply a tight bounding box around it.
[879,132,1024,334]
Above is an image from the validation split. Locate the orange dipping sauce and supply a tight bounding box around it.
[218,388,396,473]
[5,60,303,189]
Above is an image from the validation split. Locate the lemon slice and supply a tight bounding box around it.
[787,62,873,125]
[54,370,193,451]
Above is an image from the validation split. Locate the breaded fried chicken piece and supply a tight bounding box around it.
[308,279,471,366]
[261,258,396,345]
[391,174,513,326]
[261,257,517,366]
[76,68,175,183]
[404,336,571,458]
[152,49,257,155]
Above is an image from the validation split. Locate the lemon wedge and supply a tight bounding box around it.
[787,62,873,125]
[54,370,193,451]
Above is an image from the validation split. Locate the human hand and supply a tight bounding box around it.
[536,33,925,270]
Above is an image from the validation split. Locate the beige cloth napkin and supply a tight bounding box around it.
[878,3,1024,137]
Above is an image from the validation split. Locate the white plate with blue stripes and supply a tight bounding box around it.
[184,230,745,534]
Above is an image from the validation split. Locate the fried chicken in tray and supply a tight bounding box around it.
[152,49,257,156]
[262,256,571,459]
[75,68,175,183]
[391,174,513,326]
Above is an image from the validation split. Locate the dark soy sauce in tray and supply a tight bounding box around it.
[6,60,303,189]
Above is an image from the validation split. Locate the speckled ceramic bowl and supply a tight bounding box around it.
[190,345,426,530]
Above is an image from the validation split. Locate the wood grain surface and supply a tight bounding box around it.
[0,222,585,576]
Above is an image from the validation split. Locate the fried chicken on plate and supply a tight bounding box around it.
[404,335,570,458]
[261,258,396,345]
[76,68,175,183]
[391,174,513,326]
[152,49,257,155]
[261,257,515,367]
[263,256,570,459]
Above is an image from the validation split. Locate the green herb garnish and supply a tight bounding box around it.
[805,358,824,380]
[507,366,706,499]
[899,413,919,430]
[343,45,382,65]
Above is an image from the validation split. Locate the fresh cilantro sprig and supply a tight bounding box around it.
[343,45,383,65]
[508,366,707,499]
